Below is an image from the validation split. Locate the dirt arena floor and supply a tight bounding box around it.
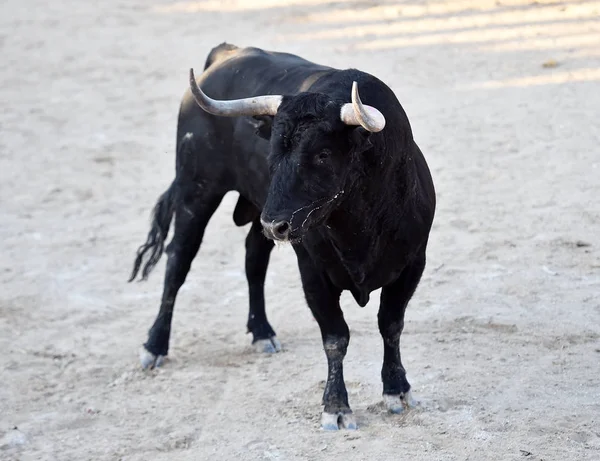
[1,0,599,459]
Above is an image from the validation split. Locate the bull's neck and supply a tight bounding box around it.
[324,151,412,274]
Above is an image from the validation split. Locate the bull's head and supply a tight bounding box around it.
[188,69,386,242]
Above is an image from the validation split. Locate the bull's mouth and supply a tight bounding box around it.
[260,221,302,245]
[261,190,345,242]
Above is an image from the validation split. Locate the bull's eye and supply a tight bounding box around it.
[316,149,331,164]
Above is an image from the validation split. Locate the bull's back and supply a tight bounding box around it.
[175,45,334,204]
[176,44,333,156]
[194,44,333,102]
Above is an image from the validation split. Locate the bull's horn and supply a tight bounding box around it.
[189,68,282,117]
[340,81,386,132]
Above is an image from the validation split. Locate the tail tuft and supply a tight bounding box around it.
[128,186,176,282]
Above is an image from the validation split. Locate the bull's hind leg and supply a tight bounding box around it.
[377,253,426,413]
[140,193,224,369]
[244,218,280,353]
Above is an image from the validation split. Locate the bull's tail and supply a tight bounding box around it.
[129,133,197,281]
[128,183,176,282]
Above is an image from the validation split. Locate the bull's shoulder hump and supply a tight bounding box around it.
[210,46,328,73]
[202,44,285,71]
[204,42,241,70]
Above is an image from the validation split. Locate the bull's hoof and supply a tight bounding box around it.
[253,336,282,354]
[320,411,357,431]
[140,347,165,370]
[383,390,419,414]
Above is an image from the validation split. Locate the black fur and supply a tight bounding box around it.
[128,186,175,282]
[130,43,436,426]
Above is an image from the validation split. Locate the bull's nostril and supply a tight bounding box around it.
[273,221,290,239]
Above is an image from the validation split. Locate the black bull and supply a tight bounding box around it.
[130,43,436,430]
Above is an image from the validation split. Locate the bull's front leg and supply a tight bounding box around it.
[378,254,426,413]
[296,248,356,431]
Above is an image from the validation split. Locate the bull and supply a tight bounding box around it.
[130,43,436,430]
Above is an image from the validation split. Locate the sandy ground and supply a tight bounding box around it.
[1,0,599,459]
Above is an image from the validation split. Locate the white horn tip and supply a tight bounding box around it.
[350,80,386,132]
[351,81,359,100]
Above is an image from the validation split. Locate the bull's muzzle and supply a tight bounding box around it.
[260,218,291,241]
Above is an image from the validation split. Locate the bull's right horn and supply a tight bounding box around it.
[189,68,282,117]
[340,81,386,132]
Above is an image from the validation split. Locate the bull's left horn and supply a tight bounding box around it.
[189,68,283,117]
[340,81,386,132]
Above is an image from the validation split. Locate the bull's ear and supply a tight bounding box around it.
[350,127,373,155]
[252,115,274,140]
